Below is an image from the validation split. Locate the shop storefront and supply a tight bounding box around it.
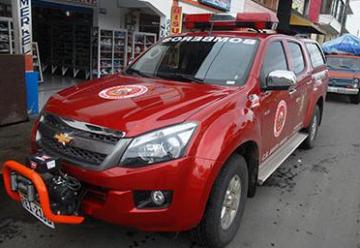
[0,0,244,116]
[2,0,244,79]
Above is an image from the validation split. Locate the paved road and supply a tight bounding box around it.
[1,94,360,248]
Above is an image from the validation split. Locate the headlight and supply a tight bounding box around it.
[120,122,198,167]
[354,78,359,86]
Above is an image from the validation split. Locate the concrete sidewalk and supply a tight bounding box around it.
[0,120,34,173]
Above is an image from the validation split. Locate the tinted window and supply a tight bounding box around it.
[126,36,259,86]
[306,43,325,68]
[288,42,305,75]
[261,41,288,84]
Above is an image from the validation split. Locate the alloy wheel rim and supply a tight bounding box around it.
[220,175,242,230]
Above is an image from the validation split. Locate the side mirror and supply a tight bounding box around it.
[265,70,297,91]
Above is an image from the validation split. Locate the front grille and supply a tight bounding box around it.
[41,136,107,165]
[330,78,354,87]
[37,113,124,167]
[44,114,121,145]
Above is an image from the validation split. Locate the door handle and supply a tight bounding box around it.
[261,91,272,97]
[289,89,297,95]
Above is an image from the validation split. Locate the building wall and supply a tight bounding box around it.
[97,0,127,30]
[96,0,245,37]
[244,0,276,13]
[308,0,322,23]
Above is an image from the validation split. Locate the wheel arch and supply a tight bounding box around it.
[203,140,260,204]
[304,95,325,128]
[195,139,260,230]
[233,141,259,197]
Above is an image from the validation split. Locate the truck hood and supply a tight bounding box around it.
[45,75,236,137]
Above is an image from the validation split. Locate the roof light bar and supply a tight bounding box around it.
[184,12,279,31]
[210,14,236,21]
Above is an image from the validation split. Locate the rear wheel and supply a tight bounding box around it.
[350,93,360,104]
[192,154,248,248]
[302,105,320,149]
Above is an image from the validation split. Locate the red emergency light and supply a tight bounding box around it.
[184,12,279,31]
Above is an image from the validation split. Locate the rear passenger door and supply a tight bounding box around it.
[305,42,328,95]
[259,40,294,162]
[285,40,311,131]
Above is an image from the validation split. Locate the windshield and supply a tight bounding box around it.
[125,36,259,86]
[327,56,360,71]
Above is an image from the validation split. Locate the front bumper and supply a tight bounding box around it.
[64,156,218,232]
[3,157,219,232]
[327,86,359,95]
[2,161,84,225]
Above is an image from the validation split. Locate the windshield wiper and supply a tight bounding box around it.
[125,68,152,78]
[173,73,204,84]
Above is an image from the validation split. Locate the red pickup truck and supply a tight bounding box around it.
[3,13,328,248]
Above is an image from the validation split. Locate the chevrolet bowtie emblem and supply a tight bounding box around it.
[54,133,73,146]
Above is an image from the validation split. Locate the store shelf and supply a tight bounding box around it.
[128,31,156,64]
[0,17,14,55]
[33,18,92,79]
[93,28,128,78]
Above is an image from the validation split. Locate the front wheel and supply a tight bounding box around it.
[192,154,248,248]
[350,93,360,104]
[302,105,320,149]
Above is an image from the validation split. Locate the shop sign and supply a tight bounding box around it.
[13,0,33,54]
[171,5,183,35]
[292,0,305,15]
[199,0,231,11]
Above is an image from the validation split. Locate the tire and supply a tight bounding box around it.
[192,154,248,248]
[247,165,257,198]
[302,105,320,150]
[350,93,360,104]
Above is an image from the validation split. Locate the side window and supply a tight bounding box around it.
[306,43,326,68]
[261,41,288,85]
[288,42,305,75]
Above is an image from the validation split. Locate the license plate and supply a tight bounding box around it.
[20,195,55,229]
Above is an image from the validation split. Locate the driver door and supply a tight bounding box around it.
[259,40,294,162]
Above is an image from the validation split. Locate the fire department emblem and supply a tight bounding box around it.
[99,85,148,100]
[274,100,287,138]
[54,133,73,146]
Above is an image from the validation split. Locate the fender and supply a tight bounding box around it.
[185,90,261,223]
